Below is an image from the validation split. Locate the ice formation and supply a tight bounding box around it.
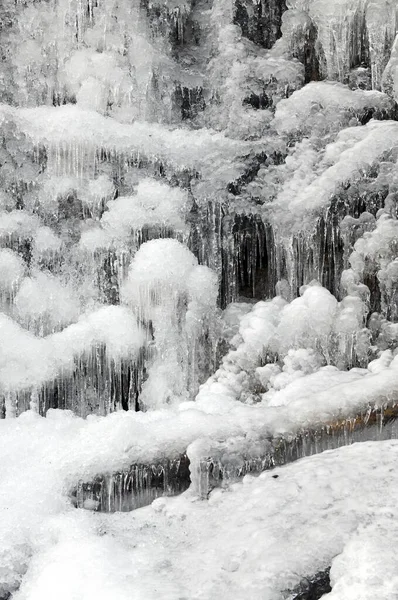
[119,238,218,408]
[3,0,398,595]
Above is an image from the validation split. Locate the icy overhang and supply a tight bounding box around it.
[0,104,271,194]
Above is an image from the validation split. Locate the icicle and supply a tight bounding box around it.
[5,392,17,419]
[75,455,191,512]
[29,389,39,413]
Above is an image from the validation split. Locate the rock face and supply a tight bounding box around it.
[1,0,398,416]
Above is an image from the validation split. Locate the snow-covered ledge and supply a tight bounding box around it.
[73,357,398,509]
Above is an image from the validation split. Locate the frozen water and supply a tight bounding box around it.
[0,307,145,397]
[1,420,398,599]
[273,82,395,139]
[285,0,398,87]
[324,517,398,600]
[3,0,398,594]
[122,239,218,408]
[271,120,398,227]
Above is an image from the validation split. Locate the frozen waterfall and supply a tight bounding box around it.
[2,0,398,598]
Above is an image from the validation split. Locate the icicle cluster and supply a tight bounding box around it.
[122,238,219,409]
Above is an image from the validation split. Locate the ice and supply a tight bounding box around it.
[14,272,80,334]
[277,283,339,354]
[220,302,254,343]
[382,33,398,100]
[324,518,398,600]
[205,14,304,138]
[273,82,395,139]
[3,0,193,119]
[264,365,367,407]
[0,104,265,184]
[83,178,190,251]
[62,49,129,115]
[196,296,286,405]
[80,175,116,219]
[0,306,145,395]
[272,120,398,227]
[122,239,219,408]
[0,249,25,301]
[2,420,398,599]
[284,0,398,88]
[198,282,369,407]
[0,341,396,488]
[0,210,40,241]
[32,227,63,258]
[122,238,200,313]
[348,214,398,318]
[3,0,398,593]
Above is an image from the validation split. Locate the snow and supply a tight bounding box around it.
[2,422,398,599]
[272,120,398,226]
[3,0,398,594]
[0,306,145,393]
[264,365,367,407]
[122,239,219,408]
[273,82,394,138]
[324,517,398,600]
[0,104,268,187]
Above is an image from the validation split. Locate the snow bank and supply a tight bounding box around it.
[4,431,398,599]
[324,517,398,600]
